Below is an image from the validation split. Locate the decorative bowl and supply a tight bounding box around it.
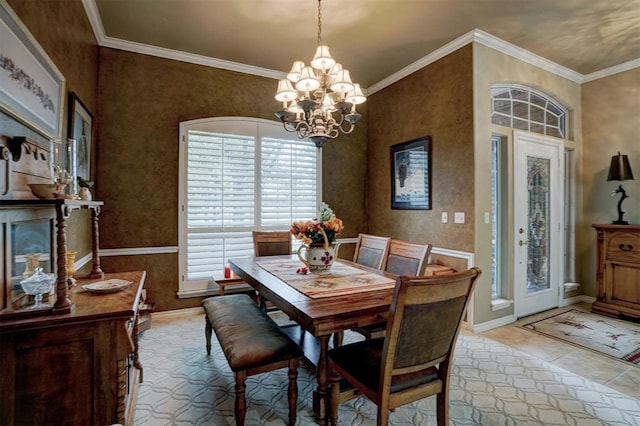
[20,267,56,307]
[28,183,66,200]
[20,267,56,296]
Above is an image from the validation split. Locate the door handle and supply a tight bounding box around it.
[519,239,528,246]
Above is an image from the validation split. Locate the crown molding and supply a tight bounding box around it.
[81,0,105,42]
[366,29,588,95]
[472,29,584,83]
[366,31,477,95]
[81,0,285,81]
[101,36,286,80]
[583,58,640,83]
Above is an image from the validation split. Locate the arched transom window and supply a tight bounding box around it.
[491,86,567,139]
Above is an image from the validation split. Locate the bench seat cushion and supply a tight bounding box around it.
[203,294,302,371]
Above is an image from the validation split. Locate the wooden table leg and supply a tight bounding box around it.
[53,205,72,313]
[312,334,330,420]
[89,206,104,279]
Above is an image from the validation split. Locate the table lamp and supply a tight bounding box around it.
[607,152,634,225]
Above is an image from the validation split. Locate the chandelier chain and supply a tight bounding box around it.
[317,0,322,45]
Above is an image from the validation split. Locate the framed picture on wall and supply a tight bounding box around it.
[0,1,65,138]
[390,136,431,210]
[68,92,93,182]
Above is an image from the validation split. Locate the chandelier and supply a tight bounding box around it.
[274,0,366,148]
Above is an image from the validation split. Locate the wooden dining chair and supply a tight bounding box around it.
[252,231,292,311]
[253,231,292,257]
[384,239,432,276]
[352,233,391,270]
[328,268,481,426]
[217,231,292,298]
[353,239,433,339]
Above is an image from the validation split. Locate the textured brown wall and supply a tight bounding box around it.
[96,48,368,310]
[5,0,98,266]
[580,68,640,294]
[366,46,474,251]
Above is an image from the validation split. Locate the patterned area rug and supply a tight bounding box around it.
[522,309,640,365]
[134,310,640,425]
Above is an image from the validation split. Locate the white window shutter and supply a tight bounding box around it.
[181,119,318,285]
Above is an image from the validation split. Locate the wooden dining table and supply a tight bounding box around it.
[229,255,398,421]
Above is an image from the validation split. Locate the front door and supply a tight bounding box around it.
[513,131,563,318]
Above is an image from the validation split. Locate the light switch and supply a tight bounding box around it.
[441,212,448,223]
[454,212,465,224]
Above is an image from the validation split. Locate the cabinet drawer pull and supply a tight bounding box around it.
[619,244,633,251]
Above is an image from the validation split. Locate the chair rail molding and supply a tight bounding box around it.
[100,246,179,256]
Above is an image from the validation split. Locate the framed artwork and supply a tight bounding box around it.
[0,0,65,138]
[68,92,93,182]
[390,136,431,210]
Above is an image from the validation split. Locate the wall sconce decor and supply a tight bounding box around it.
[607,152,635,225]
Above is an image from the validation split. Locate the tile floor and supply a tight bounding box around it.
[152,302,639,402]
[481,302,640,399]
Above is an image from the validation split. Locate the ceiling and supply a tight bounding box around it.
[90,0,640,90]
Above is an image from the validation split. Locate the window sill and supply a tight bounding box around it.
[491,298,513,311]
[177,287,220,299]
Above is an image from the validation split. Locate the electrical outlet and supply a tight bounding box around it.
[454,212,465,224]
[484,212,490,224]
[441,212,448,223]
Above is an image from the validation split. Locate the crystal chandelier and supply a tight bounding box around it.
[274,0,366,148]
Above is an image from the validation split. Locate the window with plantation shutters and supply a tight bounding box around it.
[178,117,320,295]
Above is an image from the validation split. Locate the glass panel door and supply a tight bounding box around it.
[514,131,563,318]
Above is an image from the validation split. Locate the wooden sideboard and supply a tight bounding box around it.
[0,270,146,426]
[0,199,104,316]
[592,224,640,319]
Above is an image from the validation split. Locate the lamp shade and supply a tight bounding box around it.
[275,79,297,102]
[345,84,366,105]
[328,62,342,78]
[607,152,634,181]
[287,99,304,114]
[287,61,305,82]
[295,66,321,92]
[329,69,354,93]
[310,45,335,70]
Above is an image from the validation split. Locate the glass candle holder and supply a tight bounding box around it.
[50,138,78,196]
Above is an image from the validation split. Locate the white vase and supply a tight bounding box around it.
[79,187,92,200]
[297,243,335,274]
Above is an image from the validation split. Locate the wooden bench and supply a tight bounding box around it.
[202,294,302,426]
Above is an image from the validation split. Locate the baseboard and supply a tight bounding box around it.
[150,306,203,318]
[472,314,516,333]
[561,295,596,307]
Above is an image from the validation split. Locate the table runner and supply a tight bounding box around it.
[256,259,396,299]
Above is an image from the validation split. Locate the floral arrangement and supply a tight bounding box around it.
[290,202,344,249]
